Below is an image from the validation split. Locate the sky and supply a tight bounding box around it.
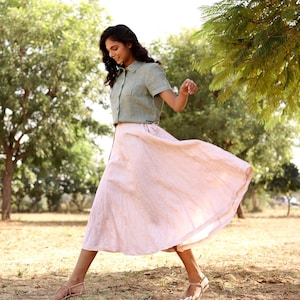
[292,146,300,168]
[101,0,217,44]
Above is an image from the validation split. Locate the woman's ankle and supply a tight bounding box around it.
[188,271,206,283]
[67,277,84,286]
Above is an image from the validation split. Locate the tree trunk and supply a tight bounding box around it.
[287,198,291,217]
[251,190,259,212]
[1,152,14,221]
[237,204,245,219]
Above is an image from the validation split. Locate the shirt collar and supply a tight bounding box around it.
[126,60,143,73]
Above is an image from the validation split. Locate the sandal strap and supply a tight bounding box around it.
[189,276,209,292]
[63,282,85,296]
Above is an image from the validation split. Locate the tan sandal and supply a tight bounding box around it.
[182,276,209,299]
[50,282,85,300]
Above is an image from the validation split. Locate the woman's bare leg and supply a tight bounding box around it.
[176,248,202,283]
[68,249,97,283]
[175,248,208,299]
[50,249,97,300]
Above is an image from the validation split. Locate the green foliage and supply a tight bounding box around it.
[267,162,300,194]
[12,135,106,212]
[0,0,112,218]
[194,0,300,123]
[0,0,110,159]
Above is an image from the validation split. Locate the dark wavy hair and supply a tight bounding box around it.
[99,24,159,87]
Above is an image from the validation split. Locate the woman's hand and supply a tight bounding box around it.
[179,79,198,95]
[160,79,198,112]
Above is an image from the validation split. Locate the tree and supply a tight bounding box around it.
[46,135,106,212]
[12,133,106,213]
[194,0,300,122]
[267,162,300,216]
[0,0,111,220]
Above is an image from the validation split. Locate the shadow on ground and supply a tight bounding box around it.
[1,265,299,300]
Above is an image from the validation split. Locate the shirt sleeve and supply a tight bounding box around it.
[144,63,172,97]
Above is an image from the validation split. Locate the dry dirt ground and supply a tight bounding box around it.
[0,208,300,300]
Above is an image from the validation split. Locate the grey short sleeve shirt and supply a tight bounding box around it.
[110,61,172,125]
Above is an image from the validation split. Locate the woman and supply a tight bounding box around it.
[50,24,253,300]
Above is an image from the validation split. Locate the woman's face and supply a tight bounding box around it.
[105,38,135,67]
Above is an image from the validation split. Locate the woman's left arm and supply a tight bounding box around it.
[159,79,198,112]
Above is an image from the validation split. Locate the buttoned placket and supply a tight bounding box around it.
[116,68,127,123]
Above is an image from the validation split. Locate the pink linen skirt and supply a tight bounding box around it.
[82,123,253,255]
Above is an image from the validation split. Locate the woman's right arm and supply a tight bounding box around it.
[160,79,198,112]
